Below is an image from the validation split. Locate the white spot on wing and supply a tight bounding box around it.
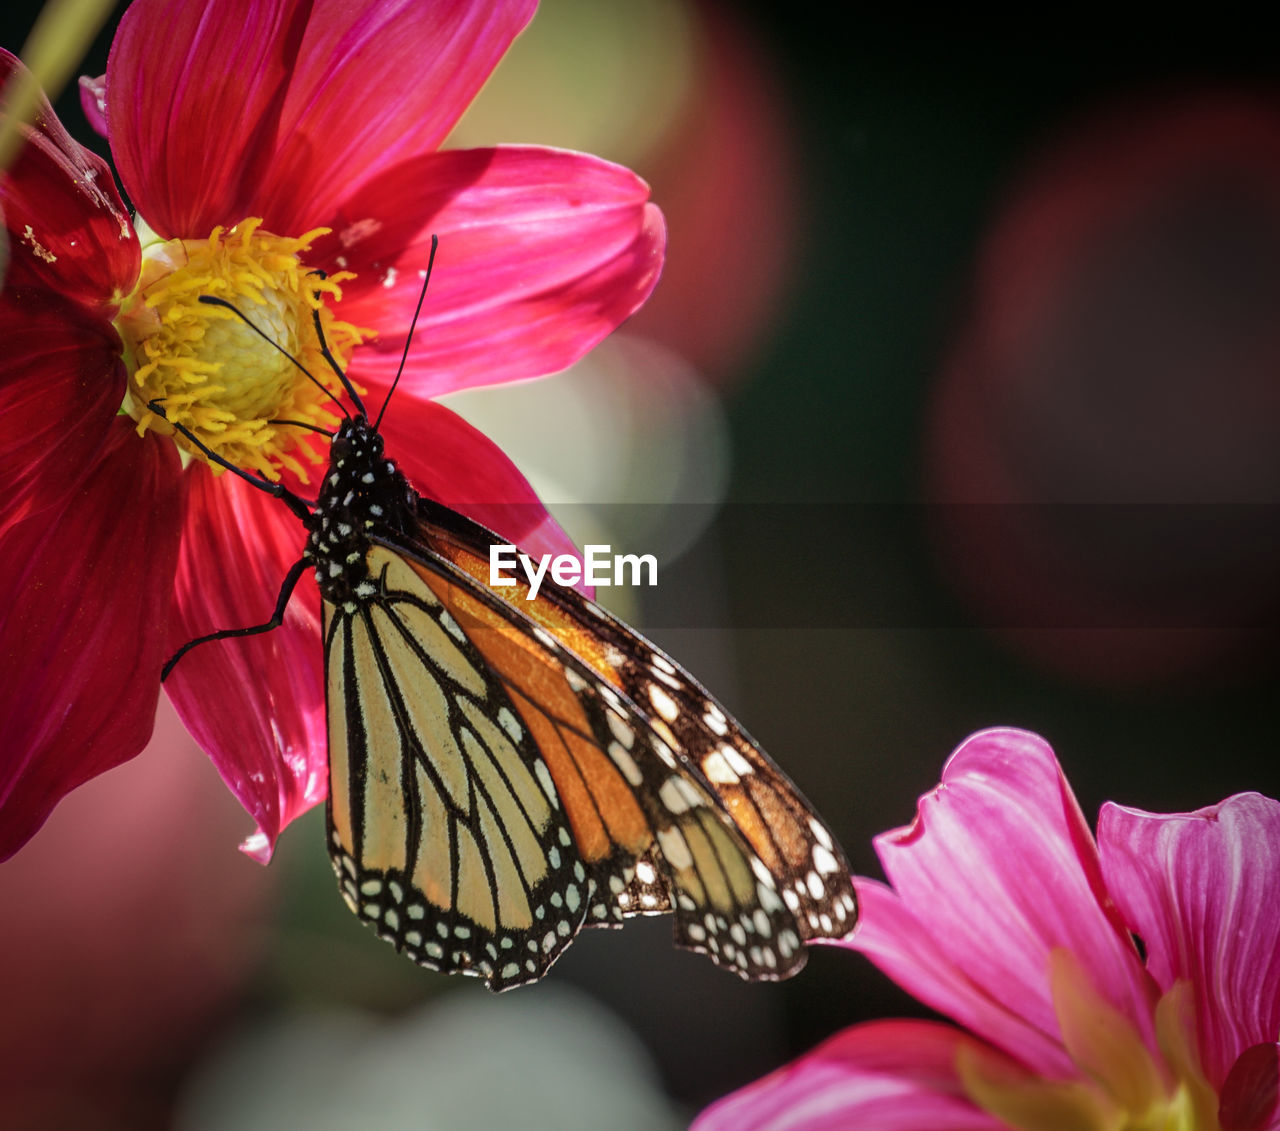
[703,704,728,735]
[809,818,834,849]
[648,684,679,722]
[659,777,691,815]
[722,745,754,777]
[607,711,634,749]
[534,761,559,805]
[702,750,739,784]
[813,844,841,875]
[656,826,692,870]
[497,707,523,743]
[608,742,644,787]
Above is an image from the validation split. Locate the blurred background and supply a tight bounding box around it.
[5,2,1280,1127]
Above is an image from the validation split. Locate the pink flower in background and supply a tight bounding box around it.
[0,700,273,1127]
[0,0,664,861]
[696,729,1280,1130]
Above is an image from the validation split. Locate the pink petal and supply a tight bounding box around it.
[849,879,1076,1077]
[693,1020,1004,1131]
[78,73,108,138]
[0,421,182,860]
[0,286,124,536]
[331,146,666,397]
[860,728,1158,1075]
[106,0,534,237]
[1099,792,1280,1087]
[1,50,138,303]
[376,397,590,581]
[1220,1044,1280,1131]
[163,464,326,862]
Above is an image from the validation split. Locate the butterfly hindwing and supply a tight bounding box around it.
[323,546,589,990]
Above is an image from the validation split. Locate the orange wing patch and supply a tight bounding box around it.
[412,562,650,867]
[426,539,625,689]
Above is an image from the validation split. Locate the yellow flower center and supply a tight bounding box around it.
[958,953,1220,1131]
[115,217,367,481]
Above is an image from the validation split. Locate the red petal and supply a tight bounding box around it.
[851,877,1097,1080]
[333,146,666,397]
[1220,1044,1280,1131]
[106,0,534,237]
[377,397,588,573]
[163,464,326,861]
[1,50,138,303]
[0,284,125,536]
[0,420,182,860]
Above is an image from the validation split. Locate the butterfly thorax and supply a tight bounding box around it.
[308,417,415,607]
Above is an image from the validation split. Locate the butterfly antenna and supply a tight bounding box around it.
[197,296,350,419]
[374,233,438,431]
[269,418,336,438]
[307,293,367,419]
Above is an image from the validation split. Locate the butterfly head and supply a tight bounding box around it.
[329,414,384,465]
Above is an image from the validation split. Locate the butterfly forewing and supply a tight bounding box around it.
[609,641,856,942]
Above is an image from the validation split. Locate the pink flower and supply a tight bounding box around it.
[0,0,663,861]
[696,729,1280,1130]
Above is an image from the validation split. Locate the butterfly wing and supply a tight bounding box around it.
[322,545,591,990]
[401,501,857,945]
[324,535,817,987]
[329,499,857,984]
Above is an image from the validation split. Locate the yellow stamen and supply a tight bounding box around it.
[115,218,368,481]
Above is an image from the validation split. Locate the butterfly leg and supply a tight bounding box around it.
[145,400,313,523]
[161,556,309,681]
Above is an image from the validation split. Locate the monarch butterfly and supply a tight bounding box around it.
[158,238,856,990]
